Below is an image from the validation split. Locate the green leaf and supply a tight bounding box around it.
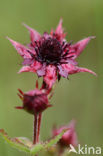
[30,143,44,155]
[0,129,67,156]
[45,129,66,148]
[15,137,32,148]
[0,129,30,153]
[30,129,67,155]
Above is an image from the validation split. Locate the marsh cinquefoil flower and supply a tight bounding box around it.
[8,19,96,88]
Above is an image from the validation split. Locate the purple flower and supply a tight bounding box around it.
[7,19,96,88]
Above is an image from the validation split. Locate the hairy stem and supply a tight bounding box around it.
[33,114,38,144]
[37,113,42,143]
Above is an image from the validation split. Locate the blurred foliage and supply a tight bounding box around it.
[0,129,66,155]
[0,0,103,156]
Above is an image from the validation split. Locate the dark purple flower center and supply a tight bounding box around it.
[35,37,68,65]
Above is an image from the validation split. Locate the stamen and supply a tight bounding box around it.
[30,35,72,66]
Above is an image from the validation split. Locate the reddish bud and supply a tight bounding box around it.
[52,120,78,148]
[17,88,52,115]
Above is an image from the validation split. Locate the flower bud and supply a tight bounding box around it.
[16,88,52,115]
[52,120,78,148]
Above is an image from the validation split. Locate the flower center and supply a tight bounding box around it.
[36,38,63,65]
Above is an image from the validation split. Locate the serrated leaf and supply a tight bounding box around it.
[30,143,44,155]
[30,130,67,155]
[0,129,30,153]
[15,137,32,148]
[0,129,67,156]
[45,129,66,148]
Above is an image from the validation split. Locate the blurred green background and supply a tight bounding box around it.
[0,0,103,155]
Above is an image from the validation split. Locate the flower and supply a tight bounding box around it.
[52,120,78,148]
[16,81,52,115]
[7,19,96,88]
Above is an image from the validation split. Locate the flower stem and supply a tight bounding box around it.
[33,114,38,144]
[37,113,42,143]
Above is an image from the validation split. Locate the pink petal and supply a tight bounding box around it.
[60,64,97,76]
[31,61,42,71]
[58,65,69,78]
[63,120,78,147]
[55,19,66,40]
[44,65,57,88]
[58,59,78,76]
[71,36,95,58]
[18,66,36,73]
[66,59,78,66]
[7,37,34,59]
[76,67,97,76]
[43,32,51,40]
[19,61,42,73]
[22,58,34,65]
[55,19,63,35]
[52,120,78,147]
[23,23,41,44]
[37,65,46,77]
[58,64,76,77]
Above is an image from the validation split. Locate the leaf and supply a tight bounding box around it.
[30,130,67,155]
[15,137,32,148]
[44,129,66,148]
[0,129,67,156]
[30,143,44,155]
[0,129,30,153]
